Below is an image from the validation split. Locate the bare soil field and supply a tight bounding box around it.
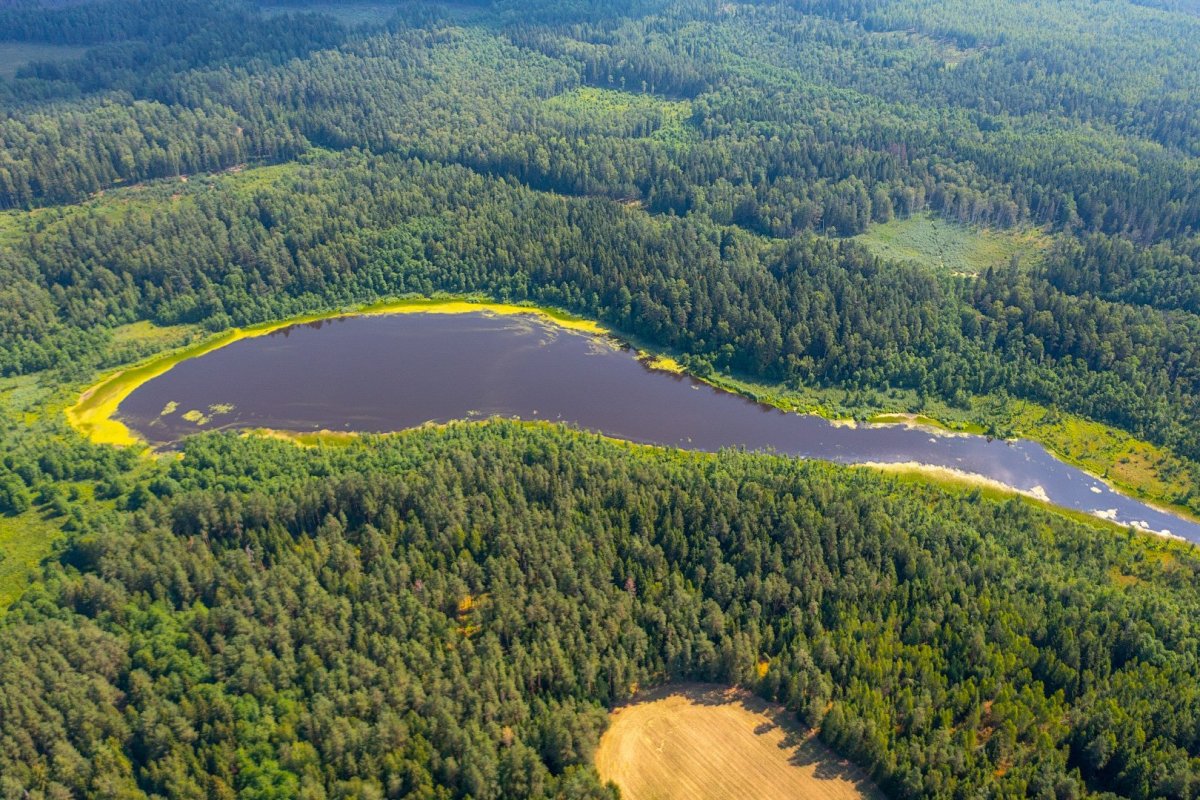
[595,684,881,800]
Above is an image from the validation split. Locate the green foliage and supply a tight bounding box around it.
[2,425,1200,798]
[5,150,1200,467]
[0,474,30,515]
[854,212,1049,276]
[0,42,89,80]
[3,1,1200,797]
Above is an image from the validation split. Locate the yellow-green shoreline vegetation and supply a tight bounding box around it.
[66,297,611,447]
[638,352,685,374]
[996,402,1200,520]
[64,296,1200,525]
[865,411,972,432]
[702,371,1200,522]
[247,428,364,448]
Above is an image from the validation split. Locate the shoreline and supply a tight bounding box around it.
[64,297,1200,537]
[862,460,1186,541]
[244,421,1183,540]
[66,297,612,447]
[248,423,1194,543]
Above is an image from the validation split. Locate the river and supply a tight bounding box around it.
[116,312,1200,542]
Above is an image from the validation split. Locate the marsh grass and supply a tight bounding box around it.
[0,42,89,79]
[544,86,697,148]
[854,212,1050,275]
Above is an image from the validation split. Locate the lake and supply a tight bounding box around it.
[118,311,1200,542]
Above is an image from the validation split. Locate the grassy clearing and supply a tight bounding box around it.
[854,212,1050,276]
[545,86,696,148]
[0,375,65,608]
[0,511,61,611]
[222,160,303,195]
[0,42,89,79]
[108,320,198,349]
[104,320,202,368]
[0,150,298,236]
[256,2,399,26]
[0,211,27,246]
[595,683,880,800]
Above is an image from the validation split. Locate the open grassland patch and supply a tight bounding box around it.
[104,320,202,367]
[0,511,59,612]
[0,211,26,246]
[0,155,299,234]
[595,684,880,800]
[256,2,400,26]
[545,86,697,147]
[0,42,89,79]
[854,212,1050,275]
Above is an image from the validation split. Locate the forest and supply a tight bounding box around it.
[2,0,1200,797]
[3,424,1200,798]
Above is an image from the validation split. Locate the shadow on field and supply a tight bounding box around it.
[616,682,881,797]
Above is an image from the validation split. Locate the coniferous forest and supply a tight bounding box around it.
[2,0,1200,797]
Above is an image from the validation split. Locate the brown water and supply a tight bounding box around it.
[118,312,1200,542]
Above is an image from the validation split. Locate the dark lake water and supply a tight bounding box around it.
[119,312,1200,542]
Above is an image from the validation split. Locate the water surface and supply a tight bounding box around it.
[118,312,1200,542]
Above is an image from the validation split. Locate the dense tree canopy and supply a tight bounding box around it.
[3,425,1200,798]
[3,0,1200,797]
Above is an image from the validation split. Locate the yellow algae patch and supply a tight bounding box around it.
[181,409,210,426]
[68,328,243,446]
[357,297,608,335]
[66,298,613,447]
[638,351,685,374]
